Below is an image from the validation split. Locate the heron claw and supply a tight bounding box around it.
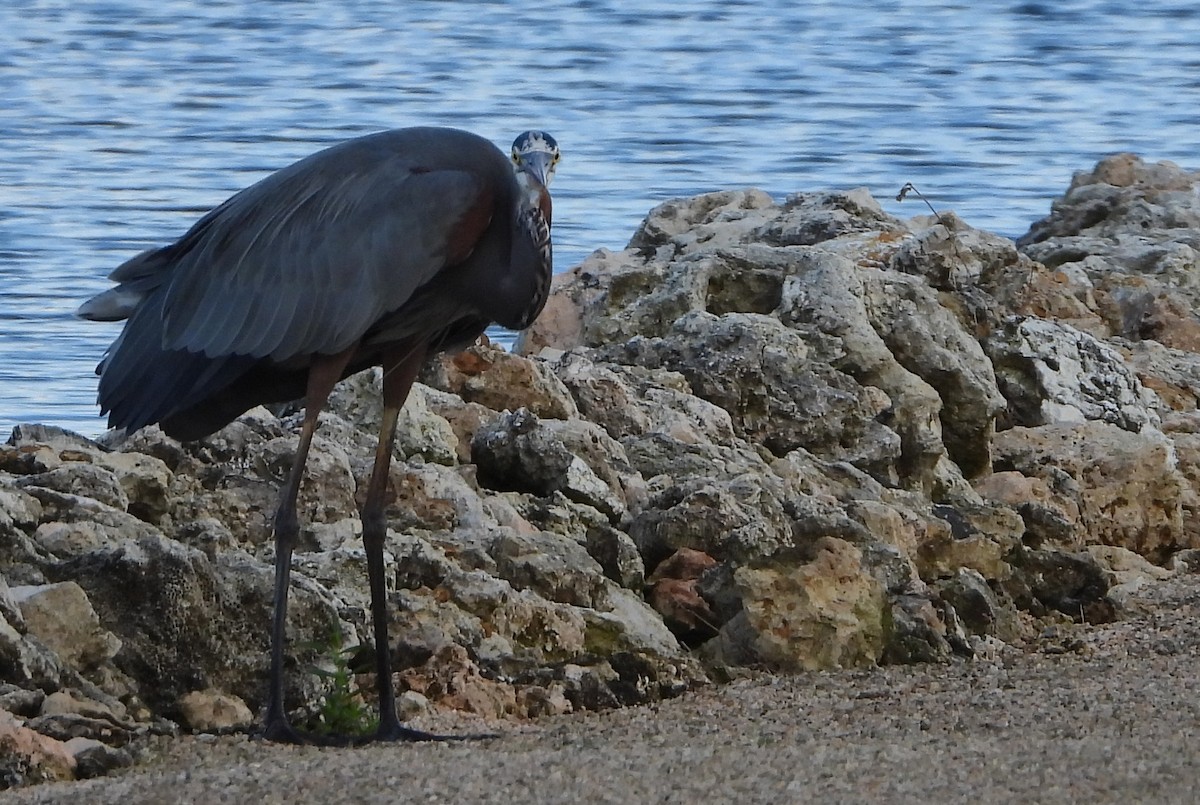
[259,718,356,747]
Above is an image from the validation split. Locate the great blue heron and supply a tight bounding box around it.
[77,126,559,743]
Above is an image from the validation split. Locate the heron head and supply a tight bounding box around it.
[511,131,559,189]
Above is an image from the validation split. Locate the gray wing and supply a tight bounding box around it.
[156,138,494,361]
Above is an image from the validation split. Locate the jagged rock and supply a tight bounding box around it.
[177,689,254,733]
[6,425,104,458]
[14,465,129,514]
[0,686,43,719]
[584,525,645,590]
[882,593,954,664]
[91,451,173,525]
[8,582,121,674]
[773,250,946,484]
[914,502,1021,583]
[171,518,238,560]
[550,351,654,440]
[0,487,42,537]
[23,712,134,747]
[38,690,129,726]
[628,189,777,257]
[489,529,610,609]
[934,568,1018,640]
[0,614,62,691]
[472,409,627,520]
[645,548,719,641]
[375,460,491,533]
[704,537,886,671]
[426,339,579,421]
[1019,153,1200,245]
[1005,548,1115,623]
[615,311,890,465]
[0,708,75,788]
[19,487,161,544]
[47,536,343,719]
[0,577,23,634]
[1018,154,1200,348]
[987,317,1160,431]
[993,422,1189,561]
[973,471,1079,548]
[859,269,1005,478]
[328,371,459,466]
[1130,339,1200,412]
[622,433,771,486]
[64,737,133,780]
[12,160,1200,759]
[401,643,516,719]
[628,473,793,567]
[1161,412,1200,539]
[0,444,61,476]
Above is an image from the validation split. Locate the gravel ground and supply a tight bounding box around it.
[9,574,1200,805]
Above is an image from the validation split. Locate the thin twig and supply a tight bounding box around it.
[896,182,968,280]
[896,182,950,228]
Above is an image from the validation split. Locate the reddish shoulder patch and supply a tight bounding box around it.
[445,185,495,265]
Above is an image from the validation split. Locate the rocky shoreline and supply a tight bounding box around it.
[4,153,1200,788]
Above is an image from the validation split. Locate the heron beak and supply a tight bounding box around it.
[520,151,555,188]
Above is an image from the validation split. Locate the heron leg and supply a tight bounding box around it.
[358,344,450,742]
[262,347,356,744]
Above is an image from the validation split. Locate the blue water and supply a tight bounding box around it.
[2,0,1198,438]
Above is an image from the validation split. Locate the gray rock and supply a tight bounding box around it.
[616,311,886,463]
[14,465,129,514]
[882,593,953,664]
[65,737,134,780]
[48,535,343,719]
[0,685,44,718]
[9,582,121,673]
[472,409,627,520]
[489,529,610,610]
[987,316,1160,431]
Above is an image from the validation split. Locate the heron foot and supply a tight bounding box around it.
[259,717,358,747]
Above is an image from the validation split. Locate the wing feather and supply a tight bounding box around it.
[158,132,497,361]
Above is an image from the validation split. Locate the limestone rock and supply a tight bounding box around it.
[9,582,121,673]
[993,422,1189,561]
[616,311,888,464]
[489,529,610,610]
[645,548,719,639]
[706,538,886,671]
[14,464,129,514]
[177,689,254,733]
[12,161,1200,750]
[426,339,578,421]
[0,708,75,788]
[934,568,1019,641]
[328,370,459,466]
[0,613,62,692]
[1006,548,1115,623]
[882,593,954,664]
[987,317,1160,431]
[472,409,627,520]
[48,536,342,718]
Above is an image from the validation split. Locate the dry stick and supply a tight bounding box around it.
[896,182,948,224]
[896,182,967,280]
